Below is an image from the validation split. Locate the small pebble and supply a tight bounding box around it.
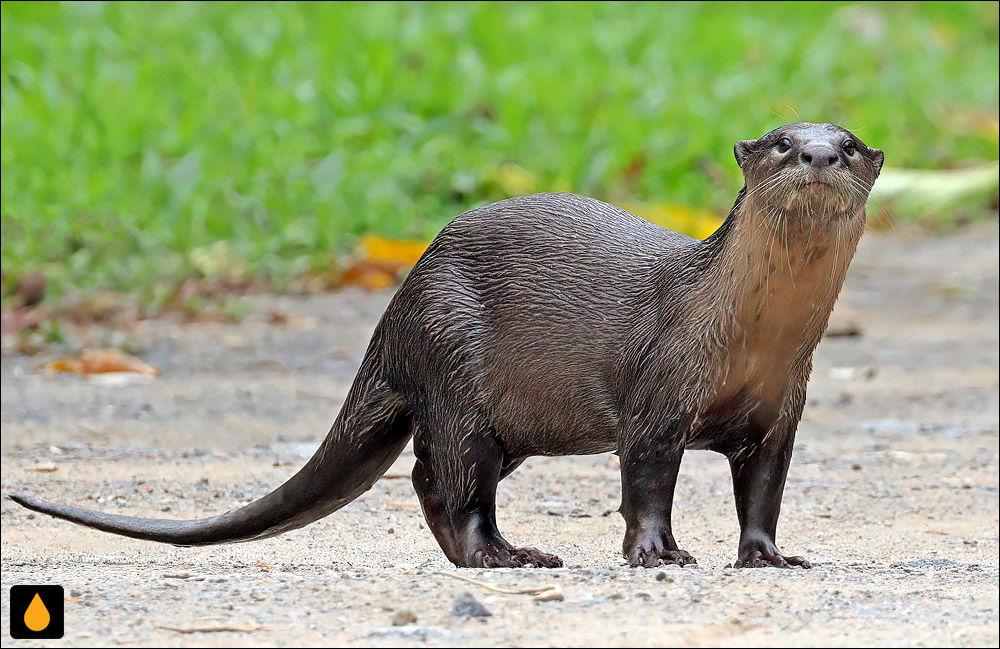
[392,610,418,626]
[453,591,491,618]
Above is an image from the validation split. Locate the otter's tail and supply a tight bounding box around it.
[8,379,411,546]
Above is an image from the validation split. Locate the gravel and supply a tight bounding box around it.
[2,223,998,647]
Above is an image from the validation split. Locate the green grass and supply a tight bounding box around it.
[2,1,998,303]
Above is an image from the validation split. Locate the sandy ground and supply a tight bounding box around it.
[1,224,998,648]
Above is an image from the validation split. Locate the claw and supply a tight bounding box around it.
[474,546,562,569]
[785,555,813,569]
[517,547,563,568]
[735,548,812,569]
[631,547,698,568]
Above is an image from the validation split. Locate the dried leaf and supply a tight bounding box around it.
[45,357,85,374]
[43,349,157,376]
[339,260,400,290]
[25,463,58,472]
[339,236,429,290]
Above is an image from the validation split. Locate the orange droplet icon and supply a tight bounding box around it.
[24,592,51,632]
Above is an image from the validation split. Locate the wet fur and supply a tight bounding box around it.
[10,123,883,569]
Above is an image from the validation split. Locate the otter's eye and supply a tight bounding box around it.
[843,139,857,156]
[775,137,793,154]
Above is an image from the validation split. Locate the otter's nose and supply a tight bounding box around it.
[799,142,839,168]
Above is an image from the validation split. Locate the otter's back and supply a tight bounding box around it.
[382,193,695,454]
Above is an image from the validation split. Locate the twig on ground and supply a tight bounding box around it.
[438,570,564,600]
[157,624,267,634]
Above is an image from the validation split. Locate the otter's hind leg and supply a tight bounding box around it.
[411,415,561,569]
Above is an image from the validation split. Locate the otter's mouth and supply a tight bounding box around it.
[795,181,847,208]
[795,173,844,197]
[768,175,854,213]
[753,168,862,213]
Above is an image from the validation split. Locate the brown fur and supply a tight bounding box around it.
[10,123,883,569]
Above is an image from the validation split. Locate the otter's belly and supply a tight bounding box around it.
[486,359,619,457]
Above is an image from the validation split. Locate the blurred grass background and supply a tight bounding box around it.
[1,1,998,306]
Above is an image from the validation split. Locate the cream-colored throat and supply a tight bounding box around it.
[711,205,862,405]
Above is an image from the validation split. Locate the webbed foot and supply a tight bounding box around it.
[474,545,563,568]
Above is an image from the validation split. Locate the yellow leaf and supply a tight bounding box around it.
[359,236,428,267]
[43,349,157,376]
[622,202,723,240]
[45,358,85,374]
[340,260,399,291]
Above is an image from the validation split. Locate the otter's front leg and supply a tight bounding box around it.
[618,418,697,567]
[727,428,812,569]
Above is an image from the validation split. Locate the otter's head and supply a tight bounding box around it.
[734,123,883,219]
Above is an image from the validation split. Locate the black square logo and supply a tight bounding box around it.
[9,585,64,639]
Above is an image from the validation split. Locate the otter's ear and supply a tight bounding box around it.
[870,148,884,176]
[734,140,756,167]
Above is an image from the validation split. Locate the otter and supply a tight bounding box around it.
[10,122,883,569]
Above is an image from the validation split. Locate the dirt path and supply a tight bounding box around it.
[2,224,998,647]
